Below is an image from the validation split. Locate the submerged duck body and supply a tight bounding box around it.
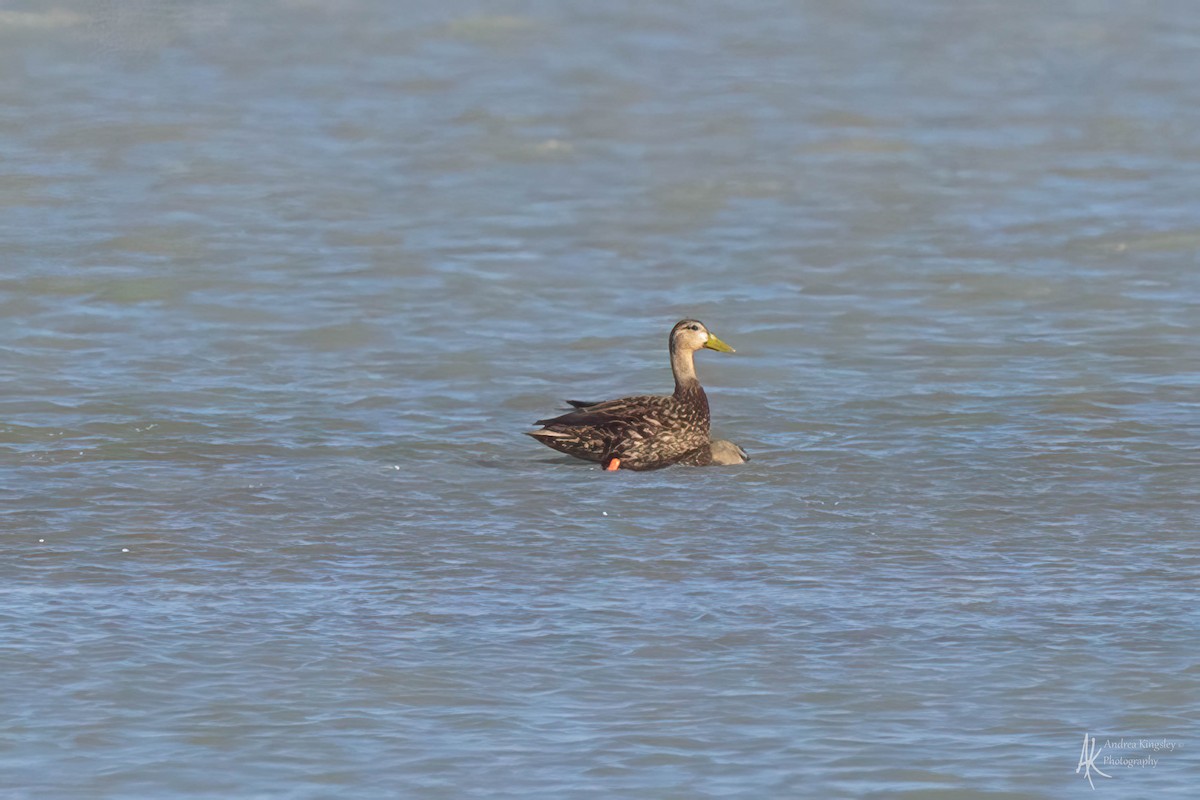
[527,319,734,471]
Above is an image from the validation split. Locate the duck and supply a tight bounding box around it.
[677,439,750,467]
[526,319,735,471]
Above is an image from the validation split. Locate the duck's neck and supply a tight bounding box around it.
[671,346,709,411]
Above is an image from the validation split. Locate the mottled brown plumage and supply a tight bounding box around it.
[558,402,749,467]
[526,320,735,471]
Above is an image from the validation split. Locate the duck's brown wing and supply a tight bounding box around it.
[535,395,671,428]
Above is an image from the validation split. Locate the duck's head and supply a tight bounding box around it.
[670,319,735,354]
[708,439,749,465]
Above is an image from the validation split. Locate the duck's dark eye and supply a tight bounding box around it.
[688,324,700,331]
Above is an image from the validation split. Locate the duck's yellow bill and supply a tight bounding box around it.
[704,333,734,353]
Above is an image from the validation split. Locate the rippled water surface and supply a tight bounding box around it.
[4,1,1199,797]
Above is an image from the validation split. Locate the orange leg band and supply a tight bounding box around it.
[605,458,621,471]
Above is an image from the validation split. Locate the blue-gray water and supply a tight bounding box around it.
[3,1,1199,797]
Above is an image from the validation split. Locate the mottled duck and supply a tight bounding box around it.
[527,319,735,471]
